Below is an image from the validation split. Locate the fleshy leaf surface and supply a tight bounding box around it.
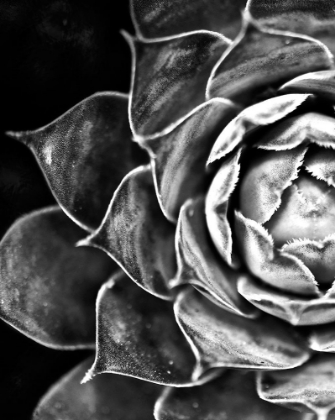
[256,112,335,151]
[144,99,237,221]
[238,277,335,326]
[309,324,335,353]
[175,288,310,378]
[234,211,320,296]
[0,207,115,349]
[239,146,306,224]
[248,0,335,56]
[155,370,303,420]
[283,236,335,287]
[129,31,230,138]
[280,70,335,102]
[208,94,309,164]
[205,150,240,267]
[305,147,335,188]
[9,92,146,231]
[81,166,175,300]
[258,354,335,418]
[85,271,198,386]
[265,174,335,249]
[207,16,333,104]
[131,0,246,40]
[33,357,161,420]
[174,197,256,318]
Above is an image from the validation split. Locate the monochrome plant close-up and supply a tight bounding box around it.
[3,0,335,419]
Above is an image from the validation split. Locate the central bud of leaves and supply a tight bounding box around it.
[265,173,335,246]
[238,146,335,288]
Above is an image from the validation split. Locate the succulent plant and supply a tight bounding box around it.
[3,0,335,419]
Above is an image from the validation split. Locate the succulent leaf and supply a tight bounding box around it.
[85,271,200,386]
[0,207,115,349]
[8,93,145,232]
[266,174,335,248]
[248,0,335,56]
[144,99,238,221]
[208,94,310,164]
[174,288,310,378]
[205,149,241,267]
[305,147,335,188]
[129,31,230,138]
[131,0,246,40]
[207,15,333,104]
[282,237,335,288]
[81,166,175,300]
[309,324,335,353]
[155,370,304,420]
[174,197,257,318]
[239,146,307,224]
[33,356,161,420]
[256,112,335,151]
[280,70,335,101]
[234,211,320,296]
[258,354,335,418]
[238,276,335,326]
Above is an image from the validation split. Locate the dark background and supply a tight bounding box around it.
[0,1,133,418]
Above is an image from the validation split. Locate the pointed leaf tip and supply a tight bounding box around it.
[90,271,199,386]
[86,166,176,300]
[18,92,147,231]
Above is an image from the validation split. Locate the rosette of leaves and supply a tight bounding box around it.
[3,0,335,419]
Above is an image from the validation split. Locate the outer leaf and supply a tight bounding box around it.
[8,92,146,232]
[239,146,306,224]
[0,207,115,349]
[155,370,303,420]
[234,211,320,296]
[256,113,335,151]
[84,271,200,386]
[131,0,246,40]
[174,197,256,318]
[205,149,241,267]
[144,99,238,221]
[207,16,333,104]
[81,166,174,300]
[175,288,310,378]
[238,277,335,326]
[33,357,161,420]
[248,0,335,56]
[128,31,230,138]
[258,354,335,418]
[208,94,309,164]
[280,70,335,102]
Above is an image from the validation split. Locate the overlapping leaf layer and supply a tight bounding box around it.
[3,1,335,419]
